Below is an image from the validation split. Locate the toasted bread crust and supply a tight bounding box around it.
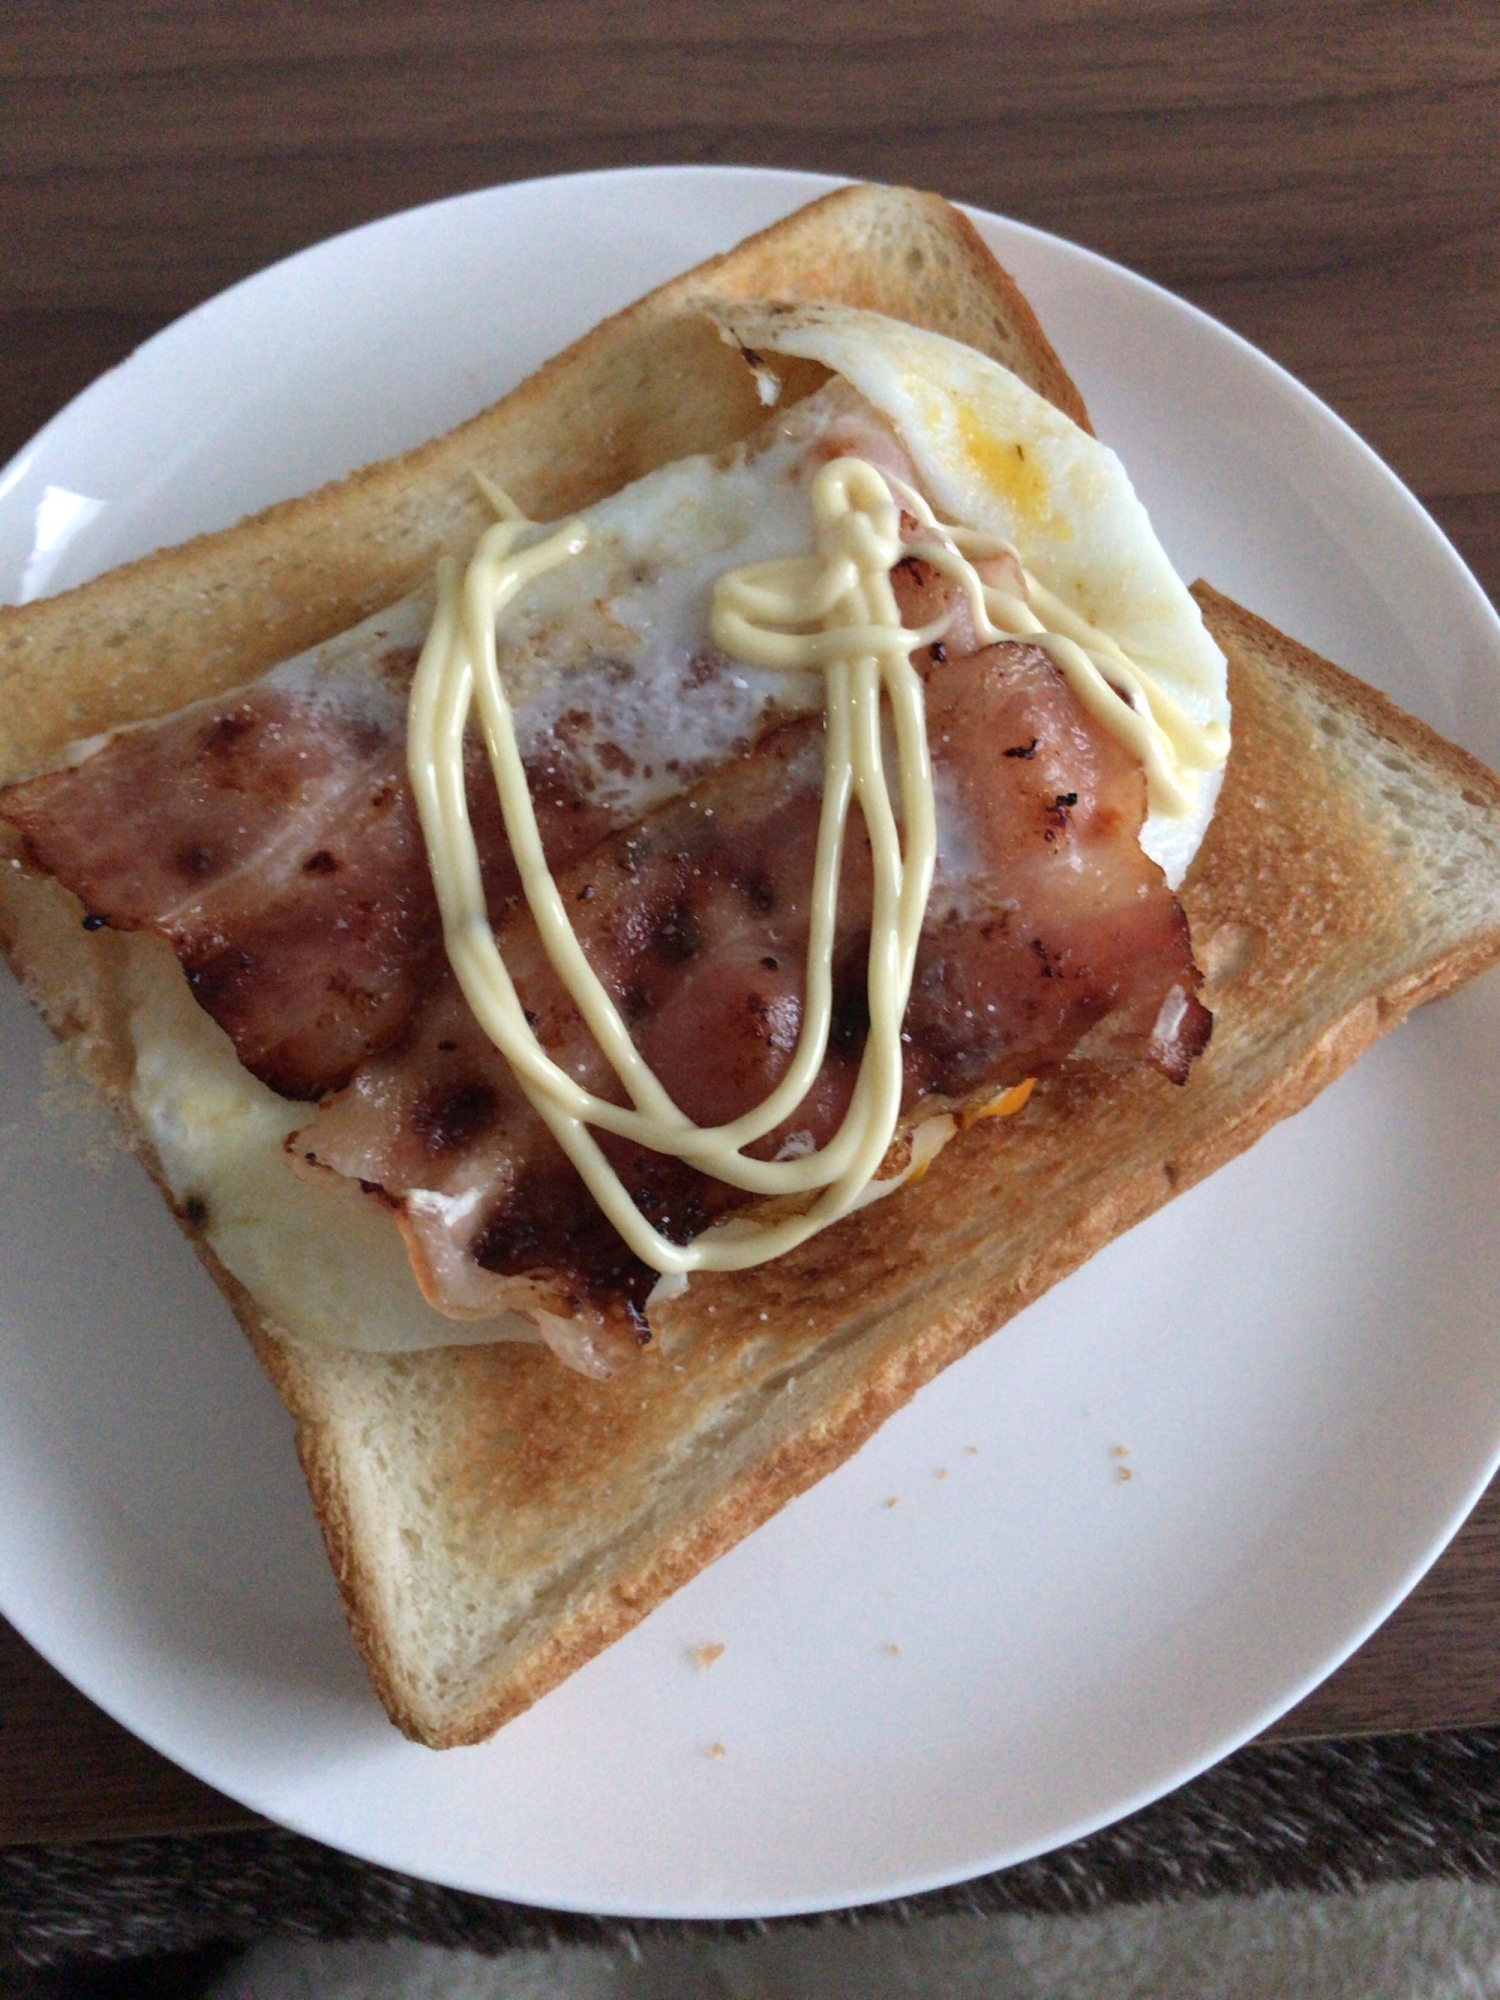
[3,190,1499,1746]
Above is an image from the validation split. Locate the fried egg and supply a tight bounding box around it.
[707,301,1230,888]
[121,308,1228,1355]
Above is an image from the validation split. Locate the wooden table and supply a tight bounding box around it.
[3,0,1498,1849]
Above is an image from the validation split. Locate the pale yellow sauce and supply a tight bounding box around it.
[880,470,1228,821]
[408,454,1225,1277]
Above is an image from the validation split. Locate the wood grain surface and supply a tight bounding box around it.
[2,0,1498,1848]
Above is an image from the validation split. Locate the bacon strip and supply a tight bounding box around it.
[0,647,623,1099]
[0,386,926,1107]
[0,496,1210,1377]
[293,619,1209,1369]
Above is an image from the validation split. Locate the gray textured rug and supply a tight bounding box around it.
[6,1731,1500,1972]
[212,1883,1500,1999]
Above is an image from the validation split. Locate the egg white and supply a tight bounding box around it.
[706,302,1230,888]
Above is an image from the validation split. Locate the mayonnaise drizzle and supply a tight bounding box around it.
[408,450,1226,1278]
[409,458,940,1276]
[883,473,1228,821]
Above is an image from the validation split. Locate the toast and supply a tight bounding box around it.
[3,186,1499,1746]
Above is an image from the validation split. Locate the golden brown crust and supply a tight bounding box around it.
[4,188,1500,1746]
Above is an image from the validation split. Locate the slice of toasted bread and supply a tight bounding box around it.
[6,578,1498,1747]
[2,188,1499,1748]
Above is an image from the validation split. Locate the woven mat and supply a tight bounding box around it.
[7,1731,1500,1970]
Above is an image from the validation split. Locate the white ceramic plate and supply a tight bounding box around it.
[2,166,1498,1919]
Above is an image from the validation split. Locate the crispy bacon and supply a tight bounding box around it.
[0,386,928,1108]
[293,624,1209,1366]
[0,504,1211,1377]
[0,648,621,1099]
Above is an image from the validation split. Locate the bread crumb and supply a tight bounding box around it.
[692,1642,725,1670]
[706,1741,727,1759]
[934,1467,947,1480]
[963,1445,978,1456]
[883,1496,898,1509]
[1111,1443,1130,1458]
[40,1047,127,1170]
[1116,1465,1133,1483]
[881,1641,900,1657]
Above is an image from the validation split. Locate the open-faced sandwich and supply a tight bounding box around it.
[3,184,1499,1746]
